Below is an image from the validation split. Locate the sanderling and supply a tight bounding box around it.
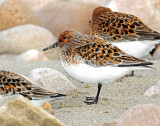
[0,70,65,107]
[90,6,160,58]
[43,30,153,105]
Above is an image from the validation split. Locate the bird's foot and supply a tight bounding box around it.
[84,96,98,105]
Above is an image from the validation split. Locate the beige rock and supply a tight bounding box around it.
[0,0,41,31]
[105,0,117,11]
[147,0,160,32]
[152,44,160,60]
[117,104,160,126]
[83,0,106,5]
[0,0,6,5]
[27,68,75,93]
[17,49,48,61]
[143,80,160,96]
[113,0,151,20]
[148,0,160,19]
[21,0,54,14]
[36,0,99,37]
[0,24,59,59]
[21,0,103,15]
[0,95,65,126]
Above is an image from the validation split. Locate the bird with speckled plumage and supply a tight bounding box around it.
[89,6,160,58]
[43,30,153,105]
[0,70,66,107]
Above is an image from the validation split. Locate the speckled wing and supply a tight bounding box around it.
[72,38,153,67]
[0,70,63,100]
[92,11,160,42]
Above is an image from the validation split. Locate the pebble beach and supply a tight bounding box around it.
[0,54,160,125]
[1,0,160,126]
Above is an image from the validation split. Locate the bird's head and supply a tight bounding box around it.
[42,30,77,51]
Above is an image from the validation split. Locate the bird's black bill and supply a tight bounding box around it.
[42,42,59,51]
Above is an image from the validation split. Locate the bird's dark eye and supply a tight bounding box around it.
[89,19,92,23]
[63,36,67,40]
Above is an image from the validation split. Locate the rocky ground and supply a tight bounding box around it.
[0,54,160,126]
[1,0,160,126]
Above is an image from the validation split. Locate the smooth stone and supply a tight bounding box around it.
[0,24,59,59]
[0,95,65,126]
[21,0,55,14]
[143,80,160,96]
[17,49,48,61]
[117,104,160,126]
[82,0,106,5]
[27,68,75,93]
[0,0,41,31]
[36,0,99,37]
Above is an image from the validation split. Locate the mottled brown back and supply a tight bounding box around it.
[91,7,160,42]
[0,70,55,100]
[60,34,152,67]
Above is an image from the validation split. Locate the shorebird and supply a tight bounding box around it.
[90,6,160,58]
[43,30,153,105]
[0,70,65,107]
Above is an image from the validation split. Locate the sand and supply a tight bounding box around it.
[0,54,160,126]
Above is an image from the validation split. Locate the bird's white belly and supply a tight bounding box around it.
[61,62,131,85]
[112,41,158,58]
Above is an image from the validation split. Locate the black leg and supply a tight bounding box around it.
[95,83,102,102]
[84,83,102,105]
[131,71,134,76]
[125,71,134,77]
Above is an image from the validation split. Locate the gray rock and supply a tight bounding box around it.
[27,68,75,93]
[117,104,160,126]
[143,80,160,96]
[17,49,48,61]
[0,24,59,59]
